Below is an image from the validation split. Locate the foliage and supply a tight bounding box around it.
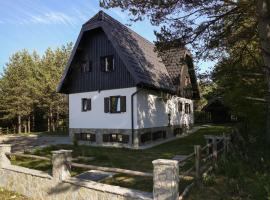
[100,0,260,60]
[211,42,267,138]
[0,43,72,133]
[188,144,270,200]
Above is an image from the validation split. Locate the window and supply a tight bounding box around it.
[101,55,114,72]
[76,133,96,142]
[82,98,91,112]
[185,103,191,114]
[184,76,190,86]
[152,131,166,141]
[81,60,92,73]
[141,132,152,144]
[104,96,126,113]
[103,133,129,144]
[178,102,183,112]
[174,128,182,136]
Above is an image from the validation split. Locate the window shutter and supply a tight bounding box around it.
[87,98,91,110]
[120,96,126,112]
[100,57,105,72]
[104,97,110,113]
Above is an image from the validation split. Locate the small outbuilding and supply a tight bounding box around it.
[202,98,231,123]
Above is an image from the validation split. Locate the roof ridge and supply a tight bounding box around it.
[87,10,155,47]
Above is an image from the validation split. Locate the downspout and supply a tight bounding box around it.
[131,87,144,145]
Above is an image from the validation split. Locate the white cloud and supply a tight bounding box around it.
[28,12,76,26]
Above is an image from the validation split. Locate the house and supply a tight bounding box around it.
[57,11,200,149]
[202,98,233,123]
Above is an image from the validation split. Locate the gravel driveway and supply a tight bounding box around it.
[0,134,72,152]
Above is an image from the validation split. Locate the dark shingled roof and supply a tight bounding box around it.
[57,11,199,98]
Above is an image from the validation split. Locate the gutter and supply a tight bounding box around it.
[131,87,144,145]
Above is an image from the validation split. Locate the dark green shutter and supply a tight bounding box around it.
[120,96,126,112]
[87,98,91,110]
[104,97,110,113]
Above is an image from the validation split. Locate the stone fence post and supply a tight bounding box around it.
[52,150,72,182]
[0,144,11,167]
[152,159,179,200]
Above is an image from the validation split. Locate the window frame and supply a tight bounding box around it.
[110,96,121,113]
[100,55,114,72]
[81,60,92,73]
[81,98,91,112]
[185,103,191,114]
[104,96,126,114]
[178,102,183,112]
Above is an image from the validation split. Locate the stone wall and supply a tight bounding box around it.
[69,124,187,149]
[0,166,152,200]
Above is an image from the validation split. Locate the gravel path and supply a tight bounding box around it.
[0,134,72,152]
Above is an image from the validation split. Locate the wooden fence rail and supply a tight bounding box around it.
[179,133,231,200]
[70,162,153,177]
[5,152,51,161]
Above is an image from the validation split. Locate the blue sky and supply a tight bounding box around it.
[0,0,215,74]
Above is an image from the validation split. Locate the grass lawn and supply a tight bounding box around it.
[0,187,30,200]
[11,124,232,192]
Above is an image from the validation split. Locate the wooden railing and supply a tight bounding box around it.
[70,162,153,177]
[5,152,153,177]
[178,134,231,200]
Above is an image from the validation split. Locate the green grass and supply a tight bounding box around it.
[0,187,30,200]
[12,124,232,192]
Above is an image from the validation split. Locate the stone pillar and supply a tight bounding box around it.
[152,159,179,200]
[0,144,11,167]
[52,150,72,182]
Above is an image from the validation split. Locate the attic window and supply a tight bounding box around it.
[101,55,114,72]
[185,76,190,86]
[81,60,92,73]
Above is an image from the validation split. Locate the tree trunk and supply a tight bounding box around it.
[257,0,270,141]
[28,116,31,133]
[47,116,50,132]
[24,122,27,134]
[56,105,60,130]
[18,115,21,134]
[49,107,55,132]
[32,114,35,132]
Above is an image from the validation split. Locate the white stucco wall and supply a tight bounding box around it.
[136,90,193,129]
[69,87,137,129]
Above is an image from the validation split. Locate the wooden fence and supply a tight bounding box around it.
[178,133,231,199]
[0,127,16,135]
[2,133,231,200]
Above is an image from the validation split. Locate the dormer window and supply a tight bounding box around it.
[101,55,114,72]
[185,76,190,86]
[81,60,92,73]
